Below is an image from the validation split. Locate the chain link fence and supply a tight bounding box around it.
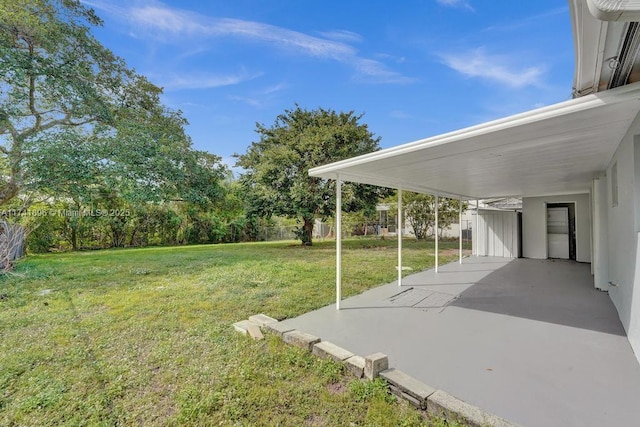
[256,219,473,243]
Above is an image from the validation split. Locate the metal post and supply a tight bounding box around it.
[435,193,439,273]
[398,187,403,287]
[336,176,342,310]
[459,196,463,264]
[475,199,479,257]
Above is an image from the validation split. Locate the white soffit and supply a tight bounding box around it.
[309,83,640,200]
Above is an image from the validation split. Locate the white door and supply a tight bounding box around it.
[547,207,569,259]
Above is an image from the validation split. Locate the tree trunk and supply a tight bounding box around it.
[0,221,26,271]
[325,224,333,239]
[302,217,314,246]
[0,182,20,207]
[71,226,78,251]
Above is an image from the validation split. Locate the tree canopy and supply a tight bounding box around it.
[235,105,386,245]
[402,192,467,240]
[0,0,225,208]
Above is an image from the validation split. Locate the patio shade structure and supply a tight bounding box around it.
[311,82,640,309]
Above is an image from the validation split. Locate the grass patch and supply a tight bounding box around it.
[0,238,469,425]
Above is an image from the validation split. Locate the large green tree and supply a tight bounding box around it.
[24,134,226,250]
[236,105,385,245]
[0,0,224,208]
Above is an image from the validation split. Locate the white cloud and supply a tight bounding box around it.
[375,53,406,64]
[228,83,288,108]
[483,7,568,33]
[86,0,411,84]
[159,70,262,90]
[318,30,364,43]
[436,0,474,11]
[389,110,413,119]
[439,48,544,88]
[262,83,287,95]
[129,6,207,35]
[353,59,416,84]
[228,96,262,108]
[82,0,126,16]
[126,7,356,59]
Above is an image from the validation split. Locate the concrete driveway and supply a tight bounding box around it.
[280,257,640,427]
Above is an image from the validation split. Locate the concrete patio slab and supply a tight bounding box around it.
[280,256,640,427]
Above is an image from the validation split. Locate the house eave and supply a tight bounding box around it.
[309,82,640,200]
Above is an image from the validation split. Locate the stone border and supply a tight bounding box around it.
[233,314,520,427]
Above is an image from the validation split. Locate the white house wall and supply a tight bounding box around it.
[439,210,474,239]
[601,113,640,363]
[473,210,518,257]
[592,175,609,291]
[401,210,473,239]
[522,194,592,263]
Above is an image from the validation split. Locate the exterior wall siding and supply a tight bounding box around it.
[474,210,518,257]
[602,114,640,363]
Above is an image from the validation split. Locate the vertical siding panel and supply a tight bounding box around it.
[505,213,513,258]
[497,213,504,257]
[482,214,488,256]
[512,212,517,257]
[487,213,493,256]
[510,212,515,257]
[477,210,520,258]
[478,214,485,256]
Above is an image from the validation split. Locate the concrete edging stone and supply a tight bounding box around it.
[282,330,321,352]
[235,314,520,427]
[312,341,354,362]
[379,368,435,410]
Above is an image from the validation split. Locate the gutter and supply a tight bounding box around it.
[587,0,640,21]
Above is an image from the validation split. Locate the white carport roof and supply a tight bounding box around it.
[309,83,640,200]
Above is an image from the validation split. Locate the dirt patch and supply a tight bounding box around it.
[325,382,346,394]
[440,248,472,256]
[304,414,327,426]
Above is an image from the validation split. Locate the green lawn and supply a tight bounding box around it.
[0,239,469,426]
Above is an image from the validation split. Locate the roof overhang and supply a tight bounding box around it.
[309,82,640,200]
[586,0,640,21]
[572,0,640,96]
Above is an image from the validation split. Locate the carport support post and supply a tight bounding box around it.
[398,187,403,287]
[459,196,463,264]
[435,193,439,273]
[475,199,479,257]
[336,176,342,310]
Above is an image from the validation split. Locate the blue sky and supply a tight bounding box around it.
[83,0,574,170]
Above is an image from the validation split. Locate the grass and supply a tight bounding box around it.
[0,238,469,426]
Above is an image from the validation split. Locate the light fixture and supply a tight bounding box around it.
[606,56,620,70]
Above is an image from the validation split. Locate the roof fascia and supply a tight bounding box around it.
[310,82,640,179]
[571,0,609,96]
[586,0,640,21]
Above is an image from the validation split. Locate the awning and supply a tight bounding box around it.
[309,83,640,199]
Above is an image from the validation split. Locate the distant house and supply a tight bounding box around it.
[375,202,474,239]
[309,0,640,364]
